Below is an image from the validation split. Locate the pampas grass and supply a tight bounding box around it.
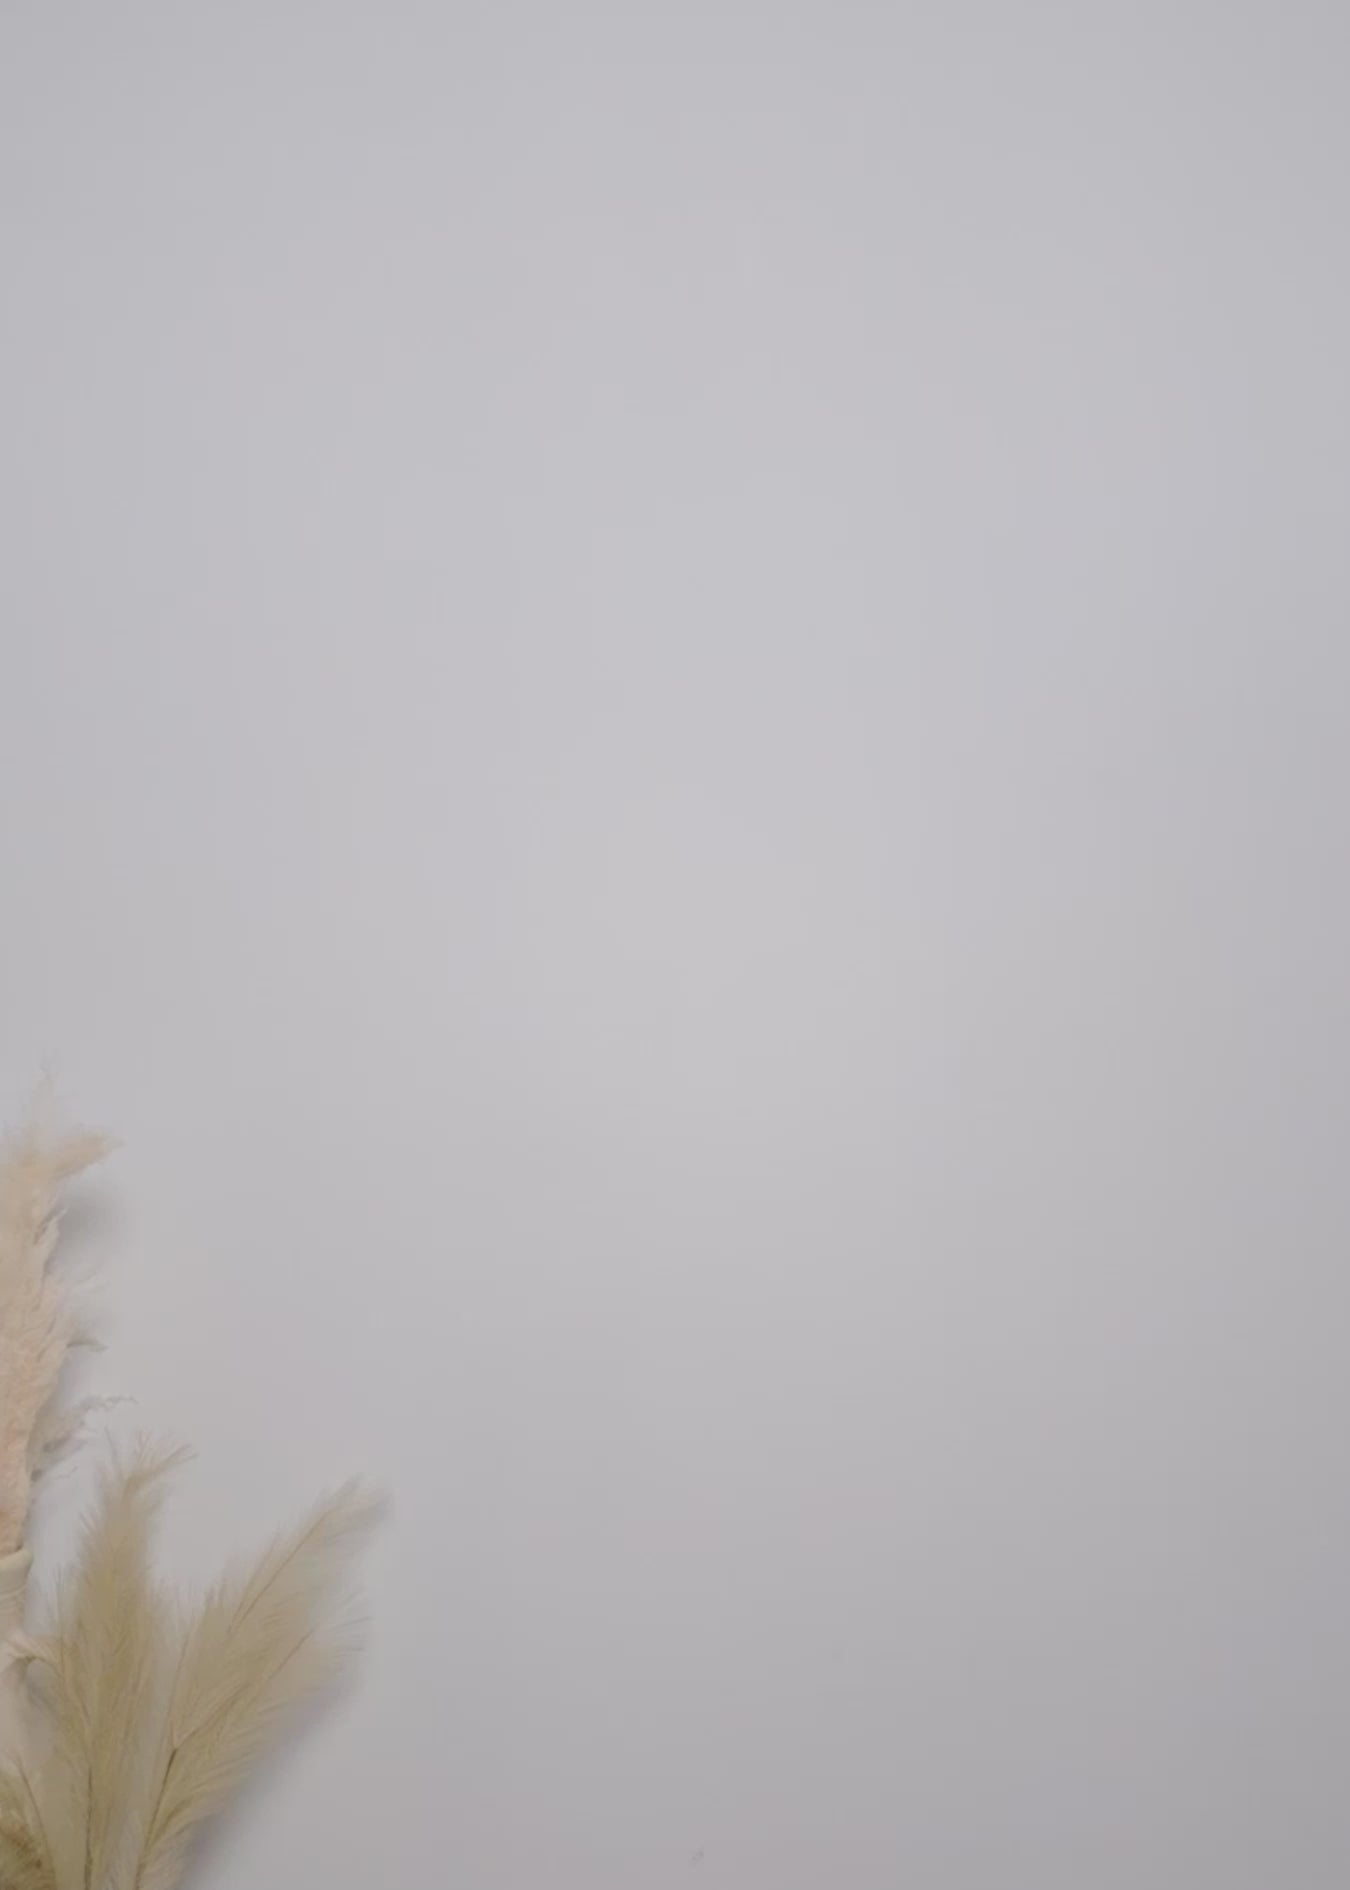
[0,1103,375,1888]
[0,1117,109,1555]
[130,1473,374,1890]
[2,1449,373,1890]
[13,1446,182,1890]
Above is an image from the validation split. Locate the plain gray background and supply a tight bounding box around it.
[3,4,1349,1885]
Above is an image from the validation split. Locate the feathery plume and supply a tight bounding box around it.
[2,1452,373,1890]
[0,1116,109,1553]
[0,1105,374,1888]
[17,1444,180,1890]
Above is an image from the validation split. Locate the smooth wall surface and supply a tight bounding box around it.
[3,6,1349,1885]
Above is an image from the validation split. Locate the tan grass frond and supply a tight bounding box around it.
[0,1116,110,1553]
[22,1444,180,1890]
[0,1764,56,1890]
[0,1100,375,1890]
[126,1480,375,1890]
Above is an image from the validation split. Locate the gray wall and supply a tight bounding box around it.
[3,5,1349,1885]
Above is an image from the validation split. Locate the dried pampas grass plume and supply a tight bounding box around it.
[0,1098,377,1888]
[1,1447,374,1890]
[0,1112,110,1554]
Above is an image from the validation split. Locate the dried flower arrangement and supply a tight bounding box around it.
[0,1111,372,1890]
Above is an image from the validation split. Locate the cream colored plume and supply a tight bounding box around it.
[0,1116,109,1555]
[0,1104,375,1889]
[0,1448,373,1890]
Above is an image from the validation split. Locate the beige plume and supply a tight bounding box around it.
[1,1449,373,1890]
[0,1113,110,1555]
